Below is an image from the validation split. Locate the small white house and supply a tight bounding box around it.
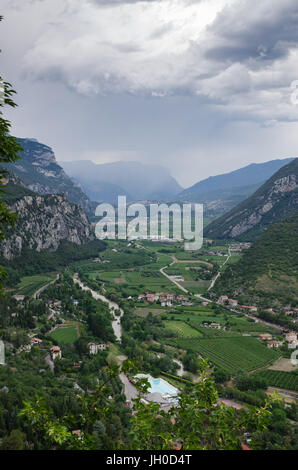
[285,332,297,343]
[88,342,107,355]
[50,346,62,360]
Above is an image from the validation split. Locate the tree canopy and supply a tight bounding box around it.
[0,16,23,294]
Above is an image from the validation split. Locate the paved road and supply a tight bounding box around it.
[33,274,60,299]
[173,359,185,377]
[160,256,212,303]
[208,246,231,292]
[160,256,188,294]
[45,354,54,373]
[119,373,138,401]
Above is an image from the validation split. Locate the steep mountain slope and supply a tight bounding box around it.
[178,158,294,215]
[213,213,298,307]
[179,158,294,201]
[204,158,298,240]
[60,160,183,203]
[0,173,95,260]
[4,138,96,215]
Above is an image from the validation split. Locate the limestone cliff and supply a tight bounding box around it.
[205,158,298,240]
[4,138,96,216]
[1,174,95,260]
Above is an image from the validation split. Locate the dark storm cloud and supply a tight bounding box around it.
[2,0,298,187]
[205,0,298,64]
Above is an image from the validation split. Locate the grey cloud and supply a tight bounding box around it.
[91,0,159,4]
[206,0,298,64]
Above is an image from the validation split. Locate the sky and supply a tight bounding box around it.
[1,0,298,187]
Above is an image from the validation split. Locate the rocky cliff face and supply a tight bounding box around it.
[205,158,298,240]
[4,138,96,216]
[1,188,95,260]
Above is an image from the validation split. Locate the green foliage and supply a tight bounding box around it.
[18,361,279,450]
[169,336,279,374]
[252,370,298,393]
[0,429,26,450]
[214,213,298,307]
[233,371,268,392]
[0,22,23,293]
[128,360,277,450]
[0,240,106,282]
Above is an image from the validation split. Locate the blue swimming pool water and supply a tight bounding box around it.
[148,377,178,396]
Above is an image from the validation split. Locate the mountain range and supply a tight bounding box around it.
[178,158,294,216]
[204,158,298,241]
[59,160,183,204]
[4,138,96,215]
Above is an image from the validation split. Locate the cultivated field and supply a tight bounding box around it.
[16,274,56,297]
[50,323,80,344]
[167,336,280,374]
[253,370,298,392]
[164,320,203,338]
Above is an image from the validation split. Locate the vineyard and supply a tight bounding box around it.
[164,321,202,338]
[166,336,280,374]
[253,370,298,392]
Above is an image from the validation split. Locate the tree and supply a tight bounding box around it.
[0,16,23,295]
[19,361,279,450]
[0,429,26,450]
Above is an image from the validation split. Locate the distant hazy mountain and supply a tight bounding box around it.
[204,158,298,241]
[4,138,96,215]
[59,160,183,203]
[178,158,294,216]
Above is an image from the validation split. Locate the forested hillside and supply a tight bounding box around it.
[213,213,298,307]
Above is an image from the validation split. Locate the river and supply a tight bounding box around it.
[73,273,123,342]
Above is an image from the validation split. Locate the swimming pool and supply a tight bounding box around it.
[148,377,178,396]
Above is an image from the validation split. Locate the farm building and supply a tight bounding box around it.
[50,346,62,360]
[259,334,273,341]
[88,343,107,354]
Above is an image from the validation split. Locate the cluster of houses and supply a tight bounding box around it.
[218,296,298,321]
[258,331,297,349]
[137,292,191,307]
[30,338,108,361]
[30,337,62,360]
[229,242,252,253]
[218,296,258,312]
[264,307,298,318]
[205,250,227,257]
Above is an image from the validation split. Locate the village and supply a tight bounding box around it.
[217,295,298,350]
[137,292,192,307]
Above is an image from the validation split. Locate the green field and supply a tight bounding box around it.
[164,309,274,336]
[50,324,79,344]
[164,320,203,338]
[166,336,280,374]
[253,370,298,392]
[135,307,167,317]
[89,266,177,295]
[16,274,56,297]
